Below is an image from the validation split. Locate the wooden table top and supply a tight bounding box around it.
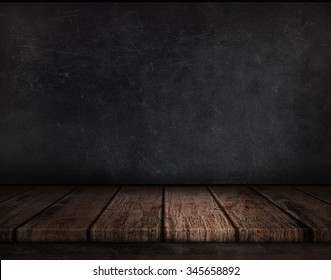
[0,185,330,242]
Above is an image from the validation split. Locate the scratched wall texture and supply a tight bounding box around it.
[1,3,331,184]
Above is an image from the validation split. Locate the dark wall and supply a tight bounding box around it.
[1,3,331,184]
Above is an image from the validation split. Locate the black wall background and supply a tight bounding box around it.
[1,2,331,184]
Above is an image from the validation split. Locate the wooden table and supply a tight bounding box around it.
[1,185,331,259]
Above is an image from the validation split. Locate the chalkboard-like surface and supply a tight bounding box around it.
[1,3,331,184]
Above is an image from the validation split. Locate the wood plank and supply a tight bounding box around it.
[296,186,331,204]
[210,186,308,242]
[0,186,33,203]
[165,187,235,242]
[0,186,75,241]
[2,243,331,260]
[90,186,163,242]
[253,186,331,242]
[16,187,119,242]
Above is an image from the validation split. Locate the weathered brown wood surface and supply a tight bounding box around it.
[90,186,163,242]
[0,186,75,241]
[16,187,119,242]
[0,185,330,243]
[0,186,33,203]
[296,186,331,204]
[210,186,309,242]
[164,187,235,241]
[253,186,331,242]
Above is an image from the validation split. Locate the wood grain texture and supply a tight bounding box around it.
[210,186,308,242]
[165,187,235,242]
[1,185,331,243]
[253,186,331,242]
[16,187,119,242]
[90,186,163,242]
[296,186,331,204]
[0,186,75,241]
[0,186,33,203]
